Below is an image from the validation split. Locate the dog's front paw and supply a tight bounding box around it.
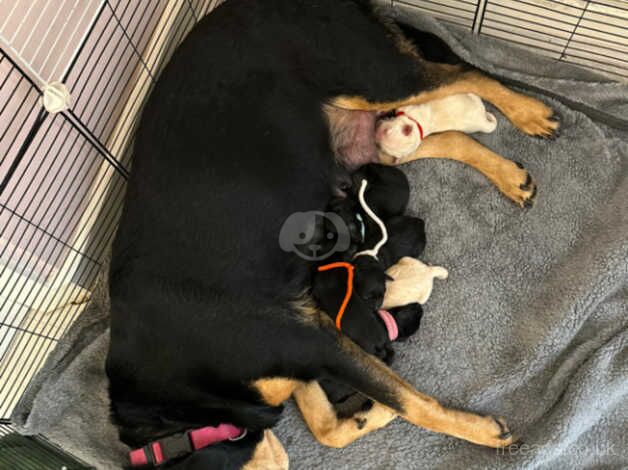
[494,160,537,208]
[463,415,516,448]
[503,96,560,139]
[485,416,516,448]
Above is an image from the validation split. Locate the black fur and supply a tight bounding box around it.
[375,215,427,269]
[352,164,411,219]
[390,303,424,341]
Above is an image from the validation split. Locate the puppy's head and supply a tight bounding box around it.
[352,255,388,311]
[312,262,391,363]
[388,303,423,341]
[327,196,364,248]
[351,164,410,220]
[375,114,421,160]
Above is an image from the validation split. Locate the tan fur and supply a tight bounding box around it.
[381,131,536,207]
[249,334,513,449]
[291,291,338,329]
[252,378,301,407]
[331,334,515,448]
[330,70,558,137]
[242,430,289,470]
[293,381,397,448]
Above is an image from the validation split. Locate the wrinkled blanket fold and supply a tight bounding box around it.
[13,8,628,470]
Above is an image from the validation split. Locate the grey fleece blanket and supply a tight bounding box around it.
[13,8,628,470]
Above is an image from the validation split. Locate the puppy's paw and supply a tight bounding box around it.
[494,160,537,208]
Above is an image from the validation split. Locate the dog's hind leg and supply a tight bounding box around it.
[380,131,536,207]
[250,307,513,448]
[318,333,515,449]
[331,66,559,139]
[293,380,397,448]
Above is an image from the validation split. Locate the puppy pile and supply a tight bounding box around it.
[311,164,447,417]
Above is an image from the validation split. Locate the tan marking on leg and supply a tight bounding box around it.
[242,430,289,470]
[382,131,536,207]
[335,335,516,448]
[293,381,397,448]
[251,378,301,407]
[330,70,558,137]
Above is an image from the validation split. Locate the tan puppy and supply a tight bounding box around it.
[383,257,449,310]
[375,93,497,161]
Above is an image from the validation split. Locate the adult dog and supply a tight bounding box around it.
[107,1,559,468]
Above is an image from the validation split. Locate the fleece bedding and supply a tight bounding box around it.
[12,6,628,470]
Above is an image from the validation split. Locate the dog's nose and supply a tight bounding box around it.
[402,124,413,136]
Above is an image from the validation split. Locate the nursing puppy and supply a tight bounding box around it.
[376,93,497,162]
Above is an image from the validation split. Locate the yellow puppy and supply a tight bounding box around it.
[375,93,497,161]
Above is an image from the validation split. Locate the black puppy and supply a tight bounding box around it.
[371,215,426,269]
[351,164,410,219]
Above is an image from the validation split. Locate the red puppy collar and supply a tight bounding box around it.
[129,424,245,467]
[395,110,424,141]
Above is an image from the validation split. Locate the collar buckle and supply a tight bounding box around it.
[158,431,193,462]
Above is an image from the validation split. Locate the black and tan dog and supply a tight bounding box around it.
[107,1,559,468]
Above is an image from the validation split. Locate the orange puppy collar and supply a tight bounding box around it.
[317,262,354,330]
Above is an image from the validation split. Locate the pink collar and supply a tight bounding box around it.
[129,423,246,467]
[395,110,424,141]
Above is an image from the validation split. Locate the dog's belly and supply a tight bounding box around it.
[327,108,380,170]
